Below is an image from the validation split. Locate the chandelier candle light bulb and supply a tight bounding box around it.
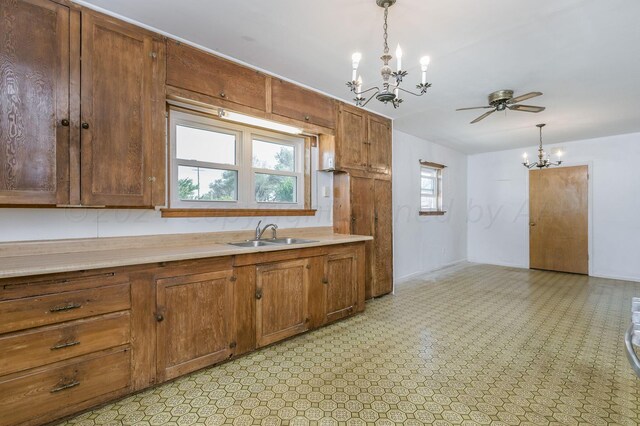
[396,44,402,71]
[351,52,361,82]
[420,56,430,85]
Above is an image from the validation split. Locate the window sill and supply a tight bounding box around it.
[161,208,317,218]
[419,210,447,216]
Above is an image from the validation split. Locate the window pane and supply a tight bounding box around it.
[178,166,237,201]
[254,173,297,203]
[421,196,436,210]
[421,177,435,193]
[252,139,295,171]
[176,125,236,165]
[421,168,436,178]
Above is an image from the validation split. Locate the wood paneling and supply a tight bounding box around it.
[350,176,375,298]
[0,0,71,205]
[0,283,130,334]
[324,252,357,323]
[156,269,235,381]
[167,40,267,111]
[337,104,368,170]
[529,166,589,274]
[271,79,336,129]
[80,11,161,206]
[368,114,392,174]
[256,259,309,347]
[233,265,256,356]
[0,347,130,426]
[0,311,130,376]
[373,179,393,296]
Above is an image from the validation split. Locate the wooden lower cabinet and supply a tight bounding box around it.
[256,259,310,348]
[324,252,358,323]
[155,269,236,381]
[0,242,365,426]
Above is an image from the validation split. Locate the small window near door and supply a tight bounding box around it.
[419,160,446,215]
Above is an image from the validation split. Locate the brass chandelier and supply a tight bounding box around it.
[522,124,563,169]
[346,0,431,108]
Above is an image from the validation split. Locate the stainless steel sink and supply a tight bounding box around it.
[268,237,318,245]
[228,237,318,248]
[228,240,276,248]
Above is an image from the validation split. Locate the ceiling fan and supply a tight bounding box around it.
[456,90,545,124]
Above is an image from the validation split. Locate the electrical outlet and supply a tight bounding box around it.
[322,186,330,197]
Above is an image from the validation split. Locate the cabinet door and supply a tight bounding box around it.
[167,40,266,112]
[368,115,392,174]
[373,179,393,296]
[256,259,309,347]
[324,252,358,323]
[350,176,375,298]
[156,270,235,382]
[337,104,367,170]
[0,0,71,205]
[271,79,336,129]
[81,11,163,207]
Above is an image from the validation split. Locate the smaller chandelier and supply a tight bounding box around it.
[346,0,431,109]
[522,124,563,169]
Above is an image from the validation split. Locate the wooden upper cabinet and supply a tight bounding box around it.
[373,179,393,296]
[167,40,266,112]
[156,269,235,382]
[337,104,368,170]
[324,252,358,324]
[80,11,165,207]
[270,79,336,129]
[0,0,73,205]
[368,114,392,174]
[255,259,309,348]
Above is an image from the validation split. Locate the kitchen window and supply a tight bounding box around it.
[169,109,305,209]
[419,160,446,215]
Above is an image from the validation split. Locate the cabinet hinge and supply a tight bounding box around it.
[148,176,156,182]
[229,341,237,349]
[306,264,311,270]
[149,52,157,59]
[229,276,237,282]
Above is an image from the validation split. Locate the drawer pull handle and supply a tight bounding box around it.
[51,341,80,350]
[50,380,80,393]
[49,303,82,313]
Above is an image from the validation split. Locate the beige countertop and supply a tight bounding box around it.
[0,228,372,279]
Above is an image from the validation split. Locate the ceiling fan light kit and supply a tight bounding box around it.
[456,90,546,124]
[522,124,563,169]
[347,0,431,109]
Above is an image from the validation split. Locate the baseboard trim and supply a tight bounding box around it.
[590,272,640,283]
[466,259,528,269]
[394,258,468,284]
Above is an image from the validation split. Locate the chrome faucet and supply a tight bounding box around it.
[255,220,278,240]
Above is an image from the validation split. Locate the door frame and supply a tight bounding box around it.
[525,161,593,275]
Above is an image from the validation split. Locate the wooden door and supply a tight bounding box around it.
[373,179,394,296]
[350,176,375,298]
[156,270,235,381]
[368,115,392,174]
[324,252,358,323]
[0,0,74,205]
[337,104,367,170]
[81,11,163,207]
[529,166,588,274]
[256,259,309,347]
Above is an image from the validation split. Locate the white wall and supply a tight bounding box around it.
[0,151,333,242]
[467,132,640,282]
[393,130,468,282]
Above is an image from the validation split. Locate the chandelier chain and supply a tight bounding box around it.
[383,4,389,54]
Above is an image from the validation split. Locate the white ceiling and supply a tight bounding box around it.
[78,0,640,153]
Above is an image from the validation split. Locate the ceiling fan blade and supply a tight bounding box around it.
[470,109,496,124]
[508,104,546,113]
[508,91,543,104]
[456,106,493,111]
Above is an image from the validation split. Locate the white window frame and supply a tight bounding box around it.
[420,163,444,212]
[169,109,305,209]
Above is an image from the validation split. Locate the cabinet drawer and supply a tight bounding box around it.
[0,283,130,334]
[167,40,266,111]
[0,312,130,376]
[271,79,336,129]
[0,348,130,426]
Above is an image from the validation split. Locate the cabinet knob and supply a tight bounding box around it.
[81,122,90,129]
[220,91,226,98]
[256,289,262,300]
[61,119,70,127]
[322,278,329,284]
[155,313,164,322]
[304,115,310,121]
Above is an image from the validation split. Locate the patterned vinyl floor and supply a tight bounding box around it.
[61,264,640,425]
